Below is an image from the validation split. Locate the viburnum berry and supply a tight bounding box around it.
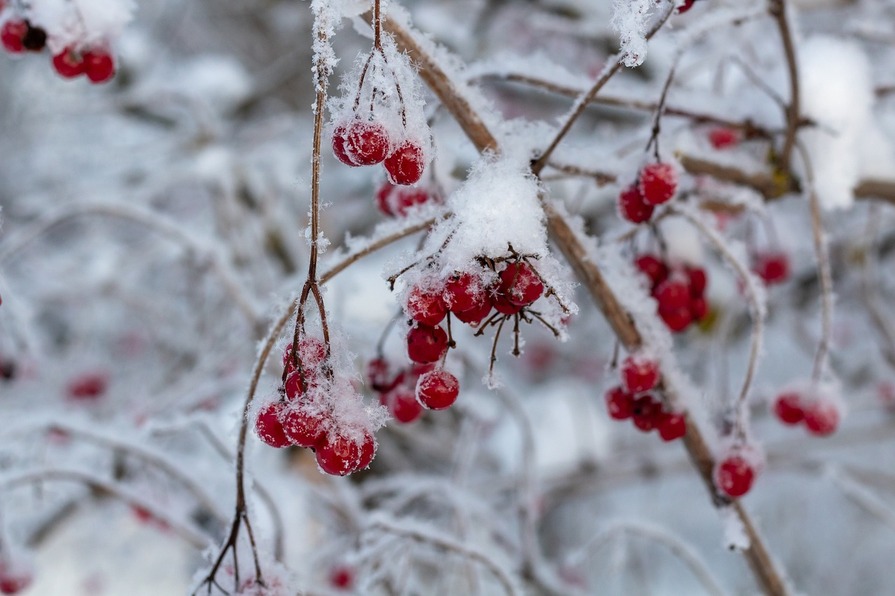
[659,306,692,332]
[406,285,448,326]
[384,140,425,185]
[67,372,108,401]
[329,565,355,591]
[708,127,739,149]
[685,266,707,297]
[492,291,522,315]
[367,357,397,393]
[443,272,486,313]
[499,261,544,307]
[714,454,755,498]
[621,354,659,394]
[654,277,691,311]
[453,298,493,325]
[357,433,376,470]
[1,20,28,53]
[281,403,327,448]
[381,385,423,423]
[657,411,687,441]
[52,47,85,79]
[0,561,32,595]
[347,119,390,165]
[416,369,460,410]
[283,371,305,401]
[631,394,663,432]
[752,252,790,285]
[604,386,635,420]
[20,22,45,52]
[332,124,356,166]
[406,324,449,364]
[803,400,840,436]
[83,47,115,83]
[690,296,709,322]
[635,254,668,287]
[255,402,291,448]
[618,184,654,224]
[316,433,365,476]
[639,162,678,206]
[375,182,432,217]
[773,391,804,425]
[677,0,697,14]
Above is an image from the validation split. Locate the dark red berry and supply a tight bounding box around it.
[52,47,84,78]
[332,124,357,166]
[639,162,677,206]
[605,386,635,420]
[631,394,663,432]
[281,403,327,447]
[453,299,493,325]
[708,127,738,149]
[690,297,709,322]
[284,371,305,401]
[753,252,790,285]
[443,273,486,313]
[803,400,839,436]
[492,291,522,315]
[714,454,755,498]
[384,140,425,185]
[329,565,355,591]
[20,22,45,52]
[316,433,364,476]
[406,324,449,364]
[621,354,659,394]
[1,20,27,53]
[357,432,376,470]
[366,357,395,393]
[83,48,114,83]
[686,266,707,297]
[382,385,423,423]
[677,0,696,14]
[416,369,460,410]
[67,373,108,401]
[657,411,686,441]
[255,402,291,448]
[346,120,390,165]
[499,262,544,307]
[618,184,654,223]
[0,563,31,595]
[773,392,803,425]
[635,254,668,287]
[376,182,433,216]
[406,285,447,326]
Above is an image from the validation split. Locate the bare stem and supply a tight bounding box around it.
[768,0,800,172]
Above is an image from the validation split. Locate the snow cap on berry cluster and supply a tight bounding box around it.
[610,0,653,67]
[28,0,134,53]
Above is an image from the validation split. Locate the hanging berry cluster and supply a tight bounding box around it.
[772,387,841,436]
[618,162,678,224]
[635,253,709,332]
[254,336,382,476]
[603,353,686,441]
[0,2,118,83]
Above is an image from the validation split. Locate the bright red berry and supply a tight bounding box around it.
[655,277,691,311]
[443,272,486,313]
[332,124,357,166]
[803,400,839,436]
[357,432,376,470]
[708,127,738,149]
[605,386,635,420]
[406,285,448,326]
[657,411,687,441]
[634,254,668,287]
[52,47,85,79]
[316,433,364,476]
[690,297,709,322]
[375,182,433,217]
[255,402,291,448]
[659,306,693,332]
[639,162,677,205]
[499,262,544,307]
[382,385,423,423]
[631,394,663,432]
[83,48,115,83]
[714,454,755,498]
[621,354,660,394]
[281,403,327,448]
[343,119,390,166]
[384,140,425,185]
[416,369,460,410]
[773,392,804,425]
[1,20,27,53]
[329,565,355,591]
[406,324,449,364]
[67,372,108,401]
[753,252,790,285]
[284,371,305,401]
[686,266,707,297]
[453,298,493,325]
[618,184,654,223]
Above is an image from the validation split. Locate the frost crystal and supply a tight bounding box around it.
[610,0,653,67]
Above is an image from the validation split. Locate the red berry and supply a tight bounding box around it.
[634,254,668,287]
[1,20,27,53]
[20,22,45,52]
[83,48,115,83]
[618,184,654,223]
[605,386,635,420]
[803,400,839,436]
[281,403,327,448]
[346,120,390,165]
[443,273,486,313]
[753,252,790,285]
[659,306,693,332]
[406,324,449,364]
[773,392,804,425]
[654,277,691,311]
[492,290,522,315]
[382,385,423,423]
[67,372,108,401]
[298,337,327,369]
[376,182,433,217]
[708,127,738,149]
[639,162,678,205]
[714,454,755,498]
[255,402,291,448]
[499,262,544,307]
[332,124,357,166]
[357,432,376,470]
[453,299,493,325]
[366,357,395,393]
[631,394,663,432]
[677,0,696,13]
[0,563,31,595]
[284,371,305,401]
[384,140,425,185]
[657,411,687,441]
[686,266,707,297]
[406,285,448,326]
[690,297,709,322]
[329,565,355,591]
[316,433,364,476]
[621,354,660,394]
[52,47,85,78]
[416,369,460,410]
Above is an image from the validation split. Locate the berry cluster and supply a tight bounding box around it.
[332,120,426,185]
[254,338,377,476]
[367,358,459,423]
[375,181,440,217]
[751,251,790,286]
[1,11,115,83]
[603,354,686,441]
[773,390,840,436]
[618,162,678,224]
[635,254,709,332]
[713,451,756,498]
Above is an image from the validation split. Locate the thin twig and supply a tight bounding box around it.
[768,0,801,172]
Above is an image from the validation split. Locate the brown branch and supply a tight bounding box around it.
[768,0,801,172]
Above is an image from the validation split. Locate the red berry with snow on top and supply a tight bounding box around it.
[384,140,425,185]
[416,369,460,410]
[639,162,677,205]
[714,454,755,498]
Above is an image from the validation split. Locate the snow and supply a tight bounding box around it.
[27,0,135,52]
[610,0,653,68]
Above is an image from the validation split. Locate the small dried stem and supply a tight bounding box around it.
[768,0,801,172]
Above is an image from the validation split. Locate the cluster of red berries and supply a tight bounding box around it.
[368,358,461,422]
[332,119,426,185]
[751,251,790,286]
[635,254,709,332]
[604,354,687,441]
[773,390,840,436]
[375,181,440,217]
[713,450,757,498]
[254,338,377,476]
[1,14,115,83]
[0,558,31,596]
[618,162,678,224]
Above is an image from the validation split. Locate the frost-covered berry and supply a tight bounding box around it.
[67,372,108,401]
[631,394,663,432]
[316,433,365,476]
[329,565,355,591]
[332,124,357,166]
[296,337,327,370]
[357,433,376,470]
[499,262,544,307]
[714,454,755,498]
[773,391,804,425]
[255,402,290,448]
[1,20,28,53]
[83,48,115,83]
[453,298,493,326]
[605,386,635,420]
[52,47,85,79]
[406,324,449,364]
[657,411,686,441]
[375,182,432,217]
[492,291,522,315]
[708,127,738,149]
[416,369,459,410]
[752,252,790,285]
[281,403,327,448]
[618,184,654,224]
[443,272,486,313]
[621,354,659,394]
[635,254,668,287]
[384,140,425,185]
[284,371,305,401]
[366,357,396,393]
[346,120,390,166]
[803,400,839,436]
[406,285,448,326]
[381,385,423,423]
[639,163,677,205]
